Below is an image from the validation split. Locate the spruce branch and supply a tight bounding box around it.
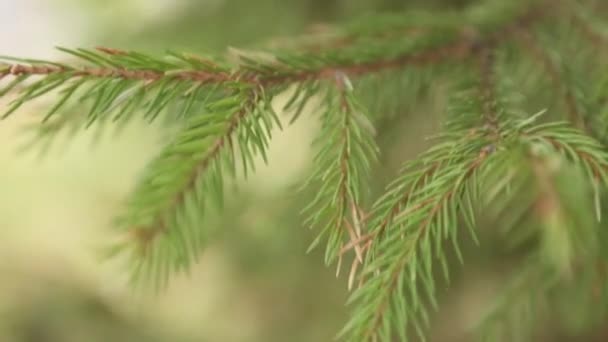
[299,72,379,287]
[337,49,503,263]
[341,46,608,339]
[0,48,236,128]
[340,65,514,340]
[0,1,544,116]
[113,85,280,288]
[341,134,497,341]
[0,0,607,340]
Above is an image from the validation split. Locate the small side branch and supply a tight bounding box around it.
[362,148,491,341]
[300,72,378,278]
[131,90,259,251]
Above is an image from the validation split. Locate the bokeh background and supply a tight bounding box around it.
[0,1,606,341]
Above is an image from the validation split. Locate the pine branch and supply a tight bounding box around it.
[340,45,608,338]
[338,50,504,262]
[340,65,512,339]
[0,1,607,340]
[0,48,235,128]
[0,48,233,84]
[299,73,379,286]
[0,1,545,116]
[113,85,280,288]
[341,133,496,341]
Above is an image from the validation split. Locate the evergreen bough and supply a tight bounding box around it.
[1,0,607,340]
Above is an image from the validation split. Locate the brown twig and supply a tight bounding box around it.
[1,63,233,84]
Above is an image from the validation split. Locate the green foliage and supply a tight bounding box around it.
[114,85,281,290]
[299,79,379,268]
[1,0,607,340]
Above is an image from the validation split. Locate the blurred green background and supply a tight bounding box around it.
[0,0,606,341]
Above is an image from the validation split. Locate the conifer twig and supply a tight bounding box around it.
[131,89,260,250]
